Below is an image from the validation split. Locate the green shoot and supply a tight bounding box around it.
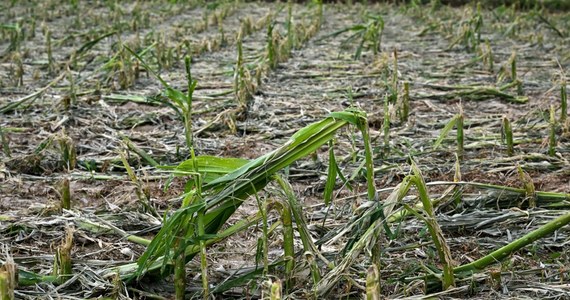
[266,22,278,69]
[456,107,464,160]
[433,109,464,160]
[218,12,225,46]
[125,46,197,152]
[391,50,398,103]
[46,28,54,75]
[483,39,494,72]
[12,53,24,87]
[119,151,157,217]
[286,1,295,51]
[549,105,557,156]
[234,32,254,110]
[313,0,323,30]
[318,14,384,60]
[383,95,391,156]
[561,82,567,123]
[255,192,269,277]
[408,162,456,289]
[324,140,338,206]
[399,81,410,123]
[278,200,295,290]
[501,116,514,156]
[184,56,197,150]
[498,51,522,96]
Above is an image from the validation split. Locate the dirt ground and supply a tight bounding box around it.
[1,1,569,299]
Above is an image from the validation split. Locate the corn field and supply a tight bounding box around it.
[0,0,569,299]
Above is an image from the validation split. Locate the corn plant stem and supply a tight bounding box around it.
[0,258,16,300]
[561,83,567,123]
[55,228,73,284]
[502,117,514,156]
[402,181,569,203]
[0,271,11,300]
[119,152,157,216]
[190,129,208,299]
[61,177,71,210]
[392,50,398,93]
[88,214,152,246]
[434,114,460,151]
[456,111,464,160]
[402,82,410,122]
[549,105,556,156]
[420,81,528,104]
[175,190,193,300]
[356,115,376,201]
[198,210,209,299]
[286,1,294,50]
[123,137,159,167]
[234,34,242,102]
[316,211,384,296]
[366,264,381,300]
[185,56,195,151]
[268,21,278,69]
[47,29,53,75]
[275,175,326,282]
[255,192,269,277]
[517,165,536,208]
[409,163,455,289]
[278,201,295,289]
[455,212,570,275]
[174,249,185,299]
[383,96,390,156]
[0,125,11,158]
[0,72,66,114]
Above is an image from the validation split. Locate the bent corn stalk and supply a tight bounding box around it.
[98,109,371,280]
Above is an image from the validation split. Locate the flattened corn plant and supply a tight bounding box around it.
[319,14,385,60]
[105,109,376,280]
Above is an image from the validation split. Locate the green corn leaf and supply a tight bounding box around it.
[324,140,338,206]
[76,31,116,56]
[148,95,184,120]
[165,87,187,109]
[433,114,459,150]
[124,45,169,90]
[175,155,249,183]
